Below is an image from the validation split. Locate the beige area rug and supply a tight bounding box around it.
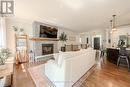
[28,64,96,87]
[28,64,55,87]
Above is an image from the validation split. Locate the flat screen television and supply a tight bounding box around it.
[39,25,58,38]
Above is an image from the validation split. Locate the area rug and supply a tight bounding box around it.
[28,64,96,87]
[28,64,55,87]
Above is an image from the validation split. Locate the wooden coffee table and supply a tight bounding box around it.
[0,57,14,86]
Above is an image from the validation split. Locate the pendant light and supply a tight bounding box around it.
[110,20,113,34]
[110,15,117,33]
[112,15,117,31]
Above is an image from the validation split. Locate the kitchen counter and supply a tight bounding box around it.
[107,48,119,64]
[107,48,130,64]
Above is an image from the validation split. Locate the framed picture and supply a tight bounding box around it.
[69,36,76,41]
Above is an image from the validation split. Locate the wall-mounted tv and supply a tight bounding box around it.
[39,25,58,38]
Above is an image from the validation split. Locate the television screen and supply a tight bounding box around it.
[39,25,58,38]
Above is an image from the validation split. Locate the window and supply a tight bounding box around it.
[0,17,6,48]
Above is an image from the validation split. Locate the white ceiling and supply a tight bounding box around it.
[15,0,130,32]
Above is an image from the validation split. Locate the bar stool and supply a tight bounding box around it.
[117,47,130,70]
[100,50,106,58]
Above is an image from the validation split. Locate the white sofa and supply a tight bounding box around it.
[45,48,96,87]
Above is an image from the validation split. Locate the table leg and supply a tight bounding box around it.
[11,74,13,87]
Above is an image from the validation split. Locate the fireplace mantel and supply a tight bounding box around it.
[30,37,59,41]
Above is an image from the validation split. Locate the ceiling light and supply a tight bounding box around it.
[112,28,116,31]
[112,15,117,31]
[110,15,117,33]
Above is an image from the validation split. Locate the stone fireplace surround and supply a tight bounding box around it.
[31,21,78,57]
[32,21,59,57]
[33,41,58,57]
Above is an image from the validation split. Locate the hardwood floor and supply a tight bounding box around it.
[13,64,35,87]
[13,61,47,87]
[13,58,130,87]
[80,59,130,87]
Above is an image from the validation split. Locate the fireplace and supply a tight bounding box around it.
[42,44,53,55]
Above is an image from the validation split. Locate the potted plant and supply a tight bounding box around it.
[12,26,25,35]
[118,39,126,47]
[0,48,11,70]
[59,32,67,51]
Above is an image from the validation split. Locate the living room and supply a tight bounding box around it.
[0,0,130,87]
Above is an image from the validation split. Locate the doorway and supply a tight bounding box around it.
[94,37,100,50]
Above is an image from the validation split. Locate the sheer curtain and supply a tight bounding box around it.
[0,17,6,48]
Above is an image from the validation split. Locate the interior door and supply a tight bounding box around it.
[94,37,100,50]
[86,37,89,44]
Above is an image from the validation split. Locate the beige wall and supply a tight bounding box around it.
[6,18,33,55]
[109,25,130,47]
[80,29,106,48]
[6,18,80,55]
[80,25,130,48]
